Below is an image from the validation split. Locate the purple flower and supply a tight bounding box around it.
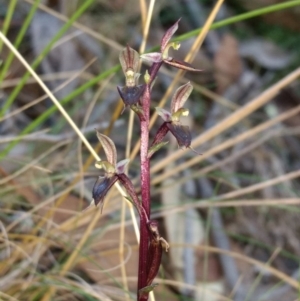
[92,131,146,214]
[92,131,130,210]
[140,19,202,72]
[154,82,193,148]
[118,45,144,106]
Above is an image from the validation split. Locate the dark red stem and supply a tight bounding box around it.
[138,83,151,300]
[140,83,151,216]
[137,62,162,301]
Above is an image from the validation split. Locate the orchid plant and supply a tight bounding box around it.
[92,19,201,301]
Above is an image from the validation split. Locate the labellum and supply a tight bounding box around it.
[117,85,145,106]
[166,122,191,148]
[92,175,118,212]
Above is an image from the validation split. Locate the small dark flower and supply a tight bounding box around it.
[93,131,145,213]
[92,131,130,210]
[155,82,193,148]
[95,131,130,175]
[140,19,202,72]
[118,45,144,106]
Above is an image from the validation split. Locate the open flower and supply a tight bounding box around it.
[92,131,130,211]
[117,46,144,107]
[140,19,202,72]
[92,131,146,214]
[153,82,193,148]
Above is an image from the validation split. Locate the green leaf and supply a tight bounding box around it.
[148,141,169,158]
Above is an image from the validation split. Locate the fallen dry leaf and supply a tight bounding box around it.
[214,34,242,94]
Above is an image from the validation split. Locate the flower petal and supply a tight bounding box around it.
[155,107,172,122]
[92,175,118,211]
[119,45,139,75]
[140,52,162,63]
[116,159,130,174]
[96,131,117,167]
[161,18,181,53]
[149,122,170,156]
[117,173,143,213]
[164,58,202,72]
[117,85,145,106]
[166,123,191,148]
[171,82,193,113]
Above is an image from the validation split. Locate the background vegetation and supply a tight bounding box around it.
[1,0,300,300]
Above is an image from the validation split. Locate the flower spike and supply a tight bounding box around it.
[88,18,203,300]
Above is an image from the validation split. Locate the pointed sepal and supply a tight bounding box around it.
[164,58,202,72]
[140,52,162,63]
[117,173,142,212]
[155,107,172,122]
[171,82,193,113]
[161,18,181,53]
[150,123,170,150]
[116,159,130,174]
[96,131,117,167]
[119,46,140,87]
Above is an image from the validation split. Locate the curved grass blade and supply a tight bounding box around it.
[0,65,120,161]
[0,0,95,117]
[0,0,42,83]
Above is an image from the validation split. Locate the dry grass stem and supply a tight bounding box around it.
[24,0,123,50]
[151,67,300,174]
